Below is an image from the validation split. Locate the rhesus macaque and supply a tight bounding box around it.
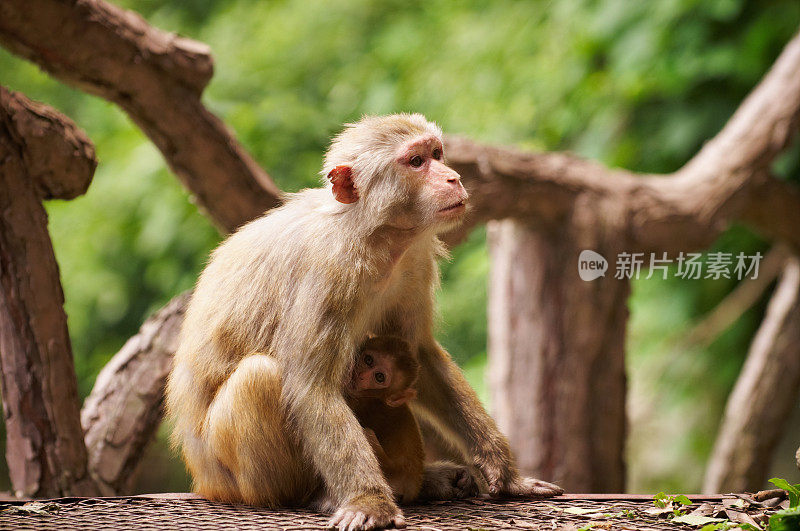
[346,336,425,504]
[166,114,562,531]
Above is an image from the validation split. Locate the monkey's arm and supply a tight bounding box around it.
[414,340,563,497]
[286,375,404,514]
[278,317,404,528]
[363,428,389,464]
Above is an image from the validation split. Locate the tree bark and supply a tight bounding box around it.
[703,257,800,493]
[0,86,98,497]
[81,292,189,495]
[0,0,281,233]
[488,214,629,492]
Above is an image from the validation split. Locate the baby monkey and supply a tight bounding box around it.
[346,336,425,503]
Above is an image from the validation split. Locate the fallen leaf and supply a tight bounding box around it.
[672,513,725,526]
[645,506,675,517]
[727,509,763,530]
[754,489,786,502]
[2,501,59,515]
[723,498,748,509]
[562,506,610,516]
[689,503,716,516]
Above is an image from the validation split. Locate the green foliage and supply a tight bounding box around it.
[769,482,800,531]
[437,227,490,366]
[0,0,798,493]
[699,522,758,531]
[700,523,731,531]
[654,491,692,517]
[769,478,800,508]
[769,508,800,531]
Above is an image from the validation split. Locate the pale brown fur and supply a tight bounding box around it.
[165,114,562,531]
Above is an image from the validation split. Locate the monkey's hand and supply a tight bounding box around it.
[476,449,563,498]
[479,461,563,498]
[491,475,564,498]
[327,493,405,531]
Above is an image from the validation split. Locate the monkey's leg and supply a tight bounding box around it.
[205,354,319,506]
[414,340,563,498]
[365,417,426,504]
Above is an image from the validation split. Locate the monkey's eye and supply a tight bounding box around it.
[374,372,385,384]
[409,155,424,167]
[364,354,374,367]
[432,148,442,160]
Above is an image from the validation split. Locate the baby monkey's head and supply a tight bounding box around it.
[348,336,419,407]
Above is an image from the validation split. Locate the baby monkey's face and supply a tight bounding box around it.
[349,350,395,396]
[348,348,417,407]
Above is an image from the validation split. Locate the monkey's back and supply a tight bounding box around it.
[180,190,349,360]
[166,189,356,446]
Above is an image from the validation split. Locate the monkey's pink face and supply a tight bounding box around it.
[395,134,469,230]
[349,350,394,395]
[347,350,417,407]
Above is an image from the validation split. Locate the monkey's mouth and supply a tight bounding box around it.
[438,201,466,214]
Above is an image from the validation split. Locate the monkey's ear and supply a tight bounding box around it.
[327,165,359,204]
[385,388,417,408]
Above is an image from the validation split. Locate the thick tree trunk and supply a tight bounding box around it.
[703,257,800,493]
[0,87,97,497]
[82,292,188,495]
[488,219,628,492]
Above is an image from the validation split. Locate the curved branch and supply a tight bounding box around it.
[0,86,98,497]
[685,245,791,347]
[0,0,281,233]
[742,175,800,252]
[444,137,622,238]
[1,87,96,199]
[446,29,800,252]
[704,256,800,492]
[81,292,189,495]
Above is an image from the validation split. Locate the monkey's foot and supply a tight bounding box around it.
[327,494,405,531]
[490,475,564,498]
[418,461,480,501]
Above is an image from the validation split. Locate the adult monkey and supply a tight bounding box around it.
[166,114,563,530]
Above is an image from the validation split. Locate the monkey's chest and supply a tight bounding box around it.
[361,283,423,341]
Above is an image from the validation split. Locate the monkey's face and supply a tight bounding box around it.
[391,134,469,233]
[324,114,469,234]
[349,350,394,396]
[348,349,419,407]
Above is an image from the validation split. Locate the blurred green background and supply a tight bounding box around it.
[1,0,799,494]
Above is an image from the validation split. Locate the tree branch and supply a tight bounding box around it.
[0,0,281,233]
[685,245,790,347]
[0,86,98,497]
[81,292,189,495]
[703,256,800,492]
[445,30,800,252]
[742,175,800,253]
[1,88,96,200]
